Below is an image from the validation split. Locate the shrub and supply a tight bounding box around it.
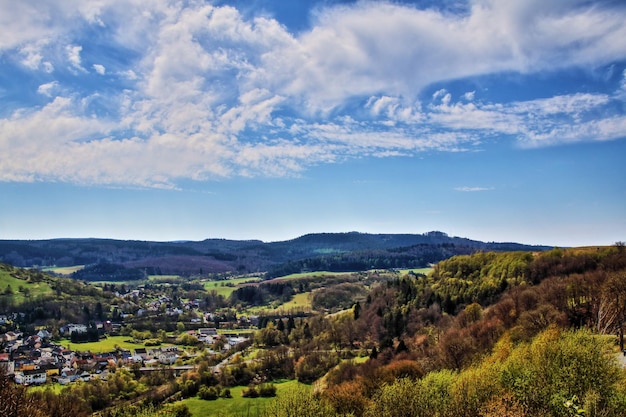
[220,388,232,398]
[198,386,219,401]
[242,386,259,398]
[258,384,277,397]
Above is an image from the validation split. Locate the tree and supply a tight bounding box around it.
[354,301,362,320]
[95,302,104,321]
[599,270,626,350]
[0,367,47,417]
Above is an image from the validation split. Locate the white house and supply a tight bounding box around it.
[15,369,47,385]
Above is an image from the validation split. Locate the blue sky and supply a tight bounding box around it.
[1,0,625,247]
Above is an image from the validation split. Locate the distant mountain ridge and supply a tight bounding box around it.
[0,232,553,277]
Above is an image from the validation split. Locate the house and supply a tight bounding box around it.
[2,331,22,342]
[37,329,52,340]
[60,324,87,336]
[40,363,60,377]
[0,353,14,375]
[158,351,178,365]
[198,328,218,337]
[61,368,81,383]
[134,348,148,360]
[15,368,47,385]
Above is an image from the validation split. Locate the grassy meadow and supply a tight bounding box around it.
[203,276,261,298]
[172,379,305,417]
[0,267,53,302]
[270,271,353,281]
[58,335,160,353]
[42,265,84,275]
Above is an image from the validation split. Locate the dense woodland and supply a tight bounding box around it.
[2,243,626,416]
[0,232,550,277]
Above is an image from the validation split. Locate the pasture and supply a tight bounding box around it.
[174,379,305,417]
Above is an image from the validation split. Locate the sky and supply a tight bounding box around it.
[1,0,625,247]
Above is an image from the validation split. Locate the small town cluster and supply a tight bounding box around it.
[0,320,249,386]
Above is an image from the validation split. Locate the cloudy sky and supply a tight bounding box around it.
[1,0,625,246]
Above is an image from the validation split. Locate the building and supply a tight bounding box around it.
[14,368,47,385]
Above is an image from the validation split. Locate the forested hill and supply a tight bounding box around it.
[0,231,552,277]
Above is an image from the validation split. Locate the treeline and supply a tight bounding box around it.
[72,261,145,281]
[264,243,526,279]
[264,250,421,278]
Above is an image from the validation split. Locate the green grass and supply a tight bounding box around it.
[59,335,156,353]
[175,380,305,417]
[269,292,312,313]
[148,275,182,283]
[271,271,353,280]
[0,268,53,303]
[242,291,313,316]
[203,276,261,298]
[42,265,84,275]
[27,383,67,394]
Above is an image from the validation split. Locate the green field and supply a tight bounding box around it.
[272,271,354,280]
[203,276,261,298]
[173,380,305,417]
[59,335,159,353]
[242,291,313,315]
[276,292,311,311]
[0,268,53,302]
[42,265,84,275]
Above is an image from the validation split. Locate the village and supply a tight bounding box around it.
[0,278,257,389]
[0,322,251,387]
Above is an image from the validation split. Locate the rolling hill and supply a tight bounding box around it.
[0,231,552,279]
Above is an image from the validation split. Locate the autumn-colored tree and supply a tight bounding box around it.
[324,380,369,417]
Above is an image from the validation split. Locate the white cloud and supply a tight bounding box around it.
[0,0,625,187]
[93,64,106,75]
[37,81,59,97]
[455,186,494,192]
[66,44,85,72]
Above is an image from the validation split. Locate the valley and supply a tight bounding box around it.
[1,236,626,417]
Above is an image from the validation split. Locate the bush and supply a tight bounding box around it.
[259,384,277,397]
[220,388,232,398]
[242,386,259,398]
[198,386,219,401]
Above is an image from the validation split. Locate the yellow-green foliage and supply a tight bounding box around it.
[500,327,625,416]
[360,328,626,417]
[430,251,533,305]
[262,384,334,417]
